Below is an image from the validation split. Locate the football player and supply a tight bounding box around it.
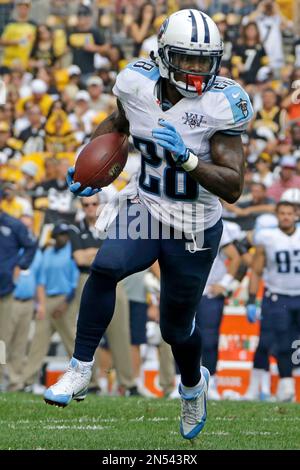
[45,9,253,439]
[247,202,300,402]
[246,191,300,401]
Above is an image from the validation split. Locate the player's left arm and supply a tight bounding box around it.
[153,120,245,203]
[222,243,241,279]
[210,242,241,297]
[189,132,245,203]
[248,245,265,299]
[246,244,265,322]
[153,81,253,203]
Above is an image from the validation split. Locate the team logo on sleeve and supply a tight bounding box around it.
[182,112,206,129]
[236,98,249,118]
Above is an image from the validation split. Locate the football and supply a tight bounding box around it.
[73,132,128,189]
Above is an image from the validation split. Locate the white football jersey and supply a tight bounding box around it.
[255,227,300,296]
[113,59,253,232]
[203,220,236,295]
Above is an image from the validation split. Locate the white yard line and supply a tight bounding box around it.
[43,425,111,430]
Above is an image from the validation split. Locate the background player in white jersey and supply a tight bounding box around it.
[44,9,253,439]
[247,202,300,402]
[247,190,300,401]
[244,213,278,401]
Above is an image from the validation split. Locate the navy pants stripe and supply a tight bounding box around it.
[74,202,223,386]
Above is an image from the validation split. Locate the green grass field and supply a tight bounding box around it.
[0,393,300,450]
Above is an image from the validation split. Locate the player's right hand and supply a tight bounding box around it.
[246,304,259,323]
[66,167,101,197]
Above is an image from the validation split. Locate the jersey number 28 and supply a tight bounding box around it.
[133,137,199,201]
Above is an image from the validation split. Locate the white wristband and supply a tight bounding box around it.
[181,151,198,172]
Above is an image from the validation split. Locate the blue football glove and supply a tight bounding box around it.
[246,304,260,323]
[152,119,188,165]
[66,167,101,197]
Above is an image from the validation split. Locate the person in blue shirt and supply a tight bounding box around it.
[5,213,43,391]
[22,222,79,389]
[0,194,37,389]
[0,207,37,298]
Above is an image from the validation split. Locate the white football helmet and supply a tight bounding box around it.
[156,9,223,98]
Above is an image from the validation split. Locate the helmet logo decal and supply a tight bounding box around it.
[158,18,169,40]
[199,12,210,43]
[189,10,198,43]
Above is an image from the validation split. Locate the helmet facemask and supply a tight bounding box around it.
[158,46,222,98]
[156,9,224,99]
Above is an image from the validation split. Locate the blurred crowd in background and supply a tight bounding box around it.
[0,0,300,400]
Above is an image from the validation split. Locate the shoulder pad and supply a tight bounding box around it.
[210,77,237,92]
[113,58,159,103]
[206,77,254,131]
[253,227,276,246]
[125,59,160,81]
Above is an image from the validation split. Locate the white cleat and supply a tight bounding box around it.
[243,390,260,401]
[168,375,181,399]
[276,378,295,402]
[208,375,221,401]
[179,366,210,440]
[243,368,263,401]
[44,357,93,407]
[136,378,157,398]
[169,387,181,399]
[32,384,46,395]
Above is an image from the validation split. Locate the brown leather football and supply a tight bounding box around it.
[74,133,128,189]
